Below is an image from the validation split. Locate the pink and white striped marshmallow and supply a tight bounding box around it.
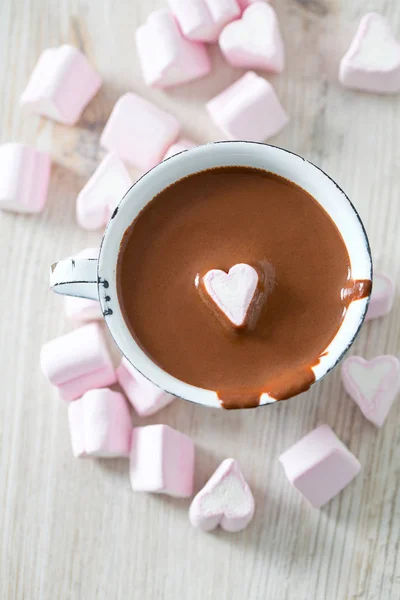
[130,425,195,497]
[116,357,175,417]
[40,323,116,402]
[219,3,284,73]
[279,425,361,508]
[207,71,288,142]
[365,273,395,321]
[21,44,102,125]
[339,13,400,94]
[189,458,255,532]
[68,388,132,458]
[341,355,400,427]
[0,143,51,213]
[76,153,132,231]
[100,93,180,171]
[136,9,211,88]
[167,0,241,43]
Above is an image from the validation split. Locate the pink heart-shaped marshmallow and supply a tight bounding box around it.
[219,3,284,73]
[339,12,400,94]
[189,459,255,532]
[201,263,259,327]
[341,355,400,427]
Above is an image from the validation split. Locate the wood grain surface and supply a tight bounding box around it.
[0,0,399,598]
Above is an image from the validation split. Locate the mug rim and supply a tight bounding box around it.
[98,141,373,409]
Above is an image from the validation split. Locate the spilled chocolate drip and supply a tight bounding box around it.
[342,279,372,309]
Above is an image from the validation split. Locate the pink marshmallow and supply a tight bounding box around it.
[189,459,255,532]
[167,0,241,43]
[130,425,195,497]
[0,143,51,213]
[68,389,132,458]
[201,263,259,328]
[238,0,269,9]
[207,71,288,141]
[136,9,211,88]
[219,3,284,73]
[365,273,395,321]
[100,93,180,171]
[163,139,197,160]
[279,425,361,509]
[339,13,400,94]
[76,153,132,231]
[40,323,116,402]
[341,356,400,427]
[64,248,103,322]
[116,358,175,417]
[20,44,102,125]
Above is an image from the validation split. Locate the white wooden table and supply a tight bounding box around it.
[1,1,399,598]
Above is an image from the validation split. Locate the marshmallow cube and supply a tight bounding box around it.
[68,389,132,458]
[163,139,197,160]
[189,458,255,532]
[365,273,395,321]
[279,425,361,509]
[167,0,241,43]
[207,71,288,141]
[117,358,175,417]
[76,153,132,231]
[339,13,400,94]
[341,355,400,427]
[219,3,284,73]
[21,44,102,125]
[130,425,195,497]
[40,323,116,402]
[100,93,180,171]
[0,144,51,213]
[136,9,211,88]
[64,248,102,322]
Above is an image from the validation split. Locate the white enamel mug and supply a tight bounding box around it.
[50,142,373,408]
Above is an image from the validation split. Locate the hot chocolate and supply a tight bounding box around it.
[117,167,371,409]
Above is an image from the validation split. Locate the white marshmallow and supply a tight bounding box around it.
[20,44,102,125]
[68,388,132,458]
[339,13,400,94]
[136,9,211,88]
[219,3,284,73]
[167,0,241,43]
[76,153,132,231]
[207,71,288,141]
[201,263,259,327]
[189,459,255,531]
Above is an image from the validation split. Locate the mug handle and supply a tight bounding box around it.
[50,258,98,300]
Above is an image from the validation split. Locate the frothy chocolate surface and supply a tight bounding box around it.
[117,167,370,408]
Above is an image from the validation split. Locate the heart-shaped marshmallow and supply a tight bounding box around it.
[201,263,259,328]
[189,458,255,532]
[341,355,400,427]
[365,273,395,321]
[339,13,400,94]
[219,3,284,73]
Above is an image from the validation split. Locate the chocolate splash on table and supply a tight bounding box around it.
[117,167,372,410]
